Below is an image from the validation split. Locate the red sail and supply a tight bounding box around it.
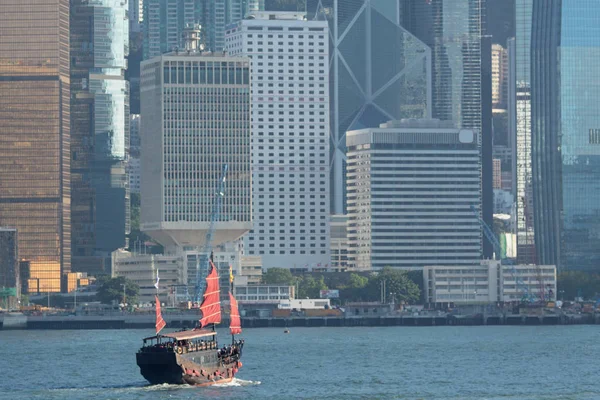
[199,260,221,327]
[155,295,166,334]
[229,292,242,335]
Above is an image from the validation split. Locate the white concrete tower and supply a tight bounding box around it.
[226,12,331,270]
[140,26,252,252]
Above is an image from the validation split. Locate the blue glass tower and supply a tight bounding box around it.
[306,0,432,214]
[531,1,600,270]
[71,0,130,275]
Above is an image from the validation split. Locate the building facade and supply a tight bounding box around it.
[346,119,482,270]
[514,0,536,264]
[140,33,252,252]
[306,0,432,214]
[129,114,141,194]
[70,0,131,276]
[0,0,71,292]
[226,12,331,269]
[330,214,348,271]
[143,0,253,58]
[424,260,557,304]
[0,229,19,309]
[491,44,508,108]
[530,1,600,270]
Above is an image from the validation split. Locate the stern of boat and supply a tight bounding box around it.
[136,351,183,385]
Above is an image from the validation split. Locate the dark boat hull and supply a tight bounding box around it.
[136,349,241,386]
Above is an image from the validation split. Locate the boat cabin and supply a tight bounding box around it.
[139,330,217,354]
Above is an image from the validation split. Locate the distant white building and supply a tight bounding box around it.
[423,260,557,304]
[112,249,185,303]
[330,214,348,271]
[346,119,482,270]
[234,284,294,304]
[226,12,331,270]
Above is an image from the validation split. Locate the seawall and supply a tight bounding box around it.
[0,313,597,330]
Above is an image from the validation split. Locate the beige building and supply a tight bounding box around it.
[240,255,262,285]
[424,260,556,304]
[234,284,294,304]
[330,214,349,271]
[492,44,508,108]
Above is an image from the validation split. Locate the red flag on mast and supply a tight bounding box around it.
[229,292,242,335]
[199,260,222,327]
[155,295,166,334]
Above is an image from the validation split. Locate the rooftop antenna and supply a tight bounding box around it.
[182,23,205,54]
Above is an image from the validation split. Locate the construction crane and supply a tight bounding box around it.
[470,205,534,302]
[194,164,228,304]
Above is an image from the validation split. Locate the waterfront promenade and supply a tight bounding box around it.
[1,311,597,330]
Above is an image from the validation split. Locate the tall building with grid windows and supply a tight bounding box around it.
[530,1,600,271]
[140,26,252,252]
[70,0,130,276]
[0,0,71,293]
[226,12,331,270]
[346,119,482,270]
[143,0,254,59]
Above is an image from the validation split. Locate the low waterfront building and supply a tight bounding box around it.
[278,299,330,310]
[111,249,185,303]
[330,214,349,271]
[240,255,263,285]
[233,284,294,304]
[423,260,557,305]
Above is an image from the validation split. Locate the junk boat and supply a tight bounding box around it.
[136,260,244,386]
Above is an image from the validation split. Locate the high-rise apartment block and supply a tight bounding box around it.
[306,0,432,215]
[530,1,600,271]
[0,0,71,293]
[129,115,141,194]
[346,119,482,270]
[491,44,508,108]
[143,0,253,58]
[140,26,252,252]
[70,0,130,276]
[226,12,331,269]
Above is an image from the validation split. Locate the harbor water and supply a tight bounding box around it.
[1,326,598,399]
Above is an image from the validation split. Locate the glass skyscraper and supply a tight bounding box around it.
[306,0,432,214]
[143,0,252,59]
[71,0,130,275]
[530,1,600,270]
[0,0,71,293]
[514,0,536,264]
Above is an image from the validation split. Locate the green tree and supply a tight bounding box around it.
[97,276,139,305]
[297,275,328,299]
[557,271,600,301]
[366,267,421,304]
[262,268,295,285]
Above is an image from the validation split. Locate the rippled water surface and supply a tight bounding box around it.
[1,326,599,399]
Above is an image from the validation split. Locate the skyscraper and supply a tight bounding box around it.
[226,12,331,270]
[70,0,130,276]
[514,0,535,264]
[0,0,71,293]
[530,1,600,270]
[399,0,490,258]
[143,0,252,59]
[347,120,482,270]
[140,26,252,254]
[305,0,432,214]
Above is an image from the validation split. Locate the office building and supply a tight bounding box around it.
[143,0,253,58]
[0,229,19,309]
[330,214,348,271]
[398,0,491,258]
[530,2,600,270]
[129,115,141,194]
[424,260,556,304]
[491,44,508,108]
[70,0,130,276]
[112,249,185,303]
[226,12,330,269]
[514,0,535,264]
[241,255,263,285]
[306,0,432,214]
[0,0,71,292]
[140,25,252,255]
[346,119,481,270]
